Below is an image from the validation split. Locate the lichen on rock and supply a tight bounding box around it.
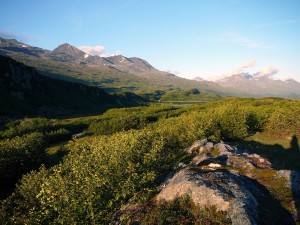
[156,139,298,225]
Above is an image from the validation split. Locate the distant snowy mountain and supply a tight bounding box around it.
[240,73,253,80]
[215,73,300,98]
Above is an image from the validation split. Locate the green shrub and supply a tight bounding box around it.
[46,128,71,143]
[215,104,248,140]
[0,113,204,224]
[2,98,300,223]
[0,132,46,183]
[0,118,89,142]
[265,108,300,138]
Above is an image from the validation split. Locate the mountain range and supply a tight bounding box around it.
[194,72,300,98]
[1,37,300,99]
[0,38,175,77]
[212,73,300,98]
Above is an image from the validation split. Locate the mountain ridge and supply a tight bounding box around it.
[193,73,300,98]
[0,39,161,75]
[1,37,300,98]
[0,37,231,96]
[215,73,300,98]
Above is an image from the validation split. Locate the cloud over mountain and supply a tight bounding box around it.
[230,60,256,75]
[78,45,105,56]
[78,45,121,57]
[254,66,279,78]
[0,30,33,42]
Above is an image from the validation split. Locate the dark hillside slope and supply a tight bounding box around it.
[0,56,146,118]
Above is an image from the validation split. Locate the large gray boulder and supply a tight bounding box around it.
[157,167,259,225]
[156,140,297,225]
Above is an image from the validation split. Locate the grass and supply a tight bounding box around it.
[236,132,300,221]
[121,195,230,225]
[237,132,300,171]
[45,140,70,167]
[250,168,294,213]
[245,132,295,149]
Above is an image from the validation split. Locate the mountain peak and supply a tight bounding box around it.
[0,37,28,48]
[240,73,253,80]
[53,43,85,57]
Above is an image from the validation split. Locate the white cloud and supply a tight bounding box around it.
[0,30,17,39]
[223,32,266,49]
[0,30,33,42]
[78,45,121,57]
[238,60,256,69]
[100,51,122,57]
[78,45,106,55]
[164,69,181,75]
[229,60,256,75]
[206,74,227,81]
[255,19,298,28]
[254,66,279,78]
[206,61,280,81]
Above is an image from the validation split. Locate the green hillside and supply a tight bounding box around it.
[0,55,147,119]
[0,49,237,97]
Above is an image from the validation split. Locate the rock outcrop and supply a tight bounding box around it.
[157,140,299,225]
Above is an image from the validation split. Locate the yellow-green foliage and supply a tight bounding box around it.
[1,97,300,224]
[266,108,300,138]
[0,132,46,183]
[0,117,88,141]
[0,102,253,224]
[87,104,184,135]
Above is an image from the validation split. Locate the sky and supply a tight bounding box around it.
[1,0,300,81]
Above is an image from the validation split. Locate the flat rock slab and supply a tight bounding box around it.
[157,166,260,225]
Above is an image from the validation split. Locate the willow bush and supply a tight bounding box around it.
[1,98,300,224]
[0,132,46,184]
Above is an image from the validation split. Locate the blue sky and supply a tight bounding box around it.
[1,0,300,81]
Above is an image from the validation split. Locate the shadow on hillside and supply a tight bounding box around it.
[238,172,295,225]
[45,147,69,168]
[237,136,300,222]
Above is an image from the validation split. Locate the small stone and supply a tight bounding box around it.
[184,139,208,155]
[258,158,264,163]
[208,163,222,168]
[251,154,260,159]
